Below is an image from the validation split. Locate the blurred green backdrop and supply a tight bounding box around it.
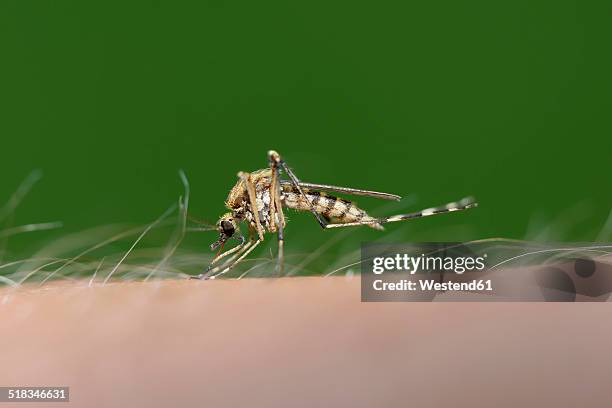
[1,0,610,260]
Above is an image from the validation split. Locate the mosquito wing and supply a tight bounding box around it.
[280,180,401,201]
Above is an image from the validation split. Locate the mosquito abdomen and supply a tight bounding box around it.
[282,189,383,230]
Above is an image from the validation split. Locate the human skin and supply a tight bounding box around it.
[0,277,610,408]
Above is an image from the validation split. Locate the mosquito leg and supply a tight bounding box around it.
[191,239,254,280]
[208,238,262,279]
[239,171,265,241]
[189,237,249,280]
[198,226,256,279]
[269,154,285,275]
[207,242,252,276]
[268,150,328,229]
[268,163,278,234]
[323,198,478,229]
[274,188,285,276]
[208,235,246,268]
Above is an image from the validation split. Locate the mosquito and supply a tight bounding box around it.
[191,150,477,280]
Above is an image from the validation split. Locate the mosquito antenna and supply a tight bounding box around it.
[187,226,217,232]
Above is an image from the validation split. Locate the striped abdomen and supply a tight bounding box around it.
[282,188,383,230]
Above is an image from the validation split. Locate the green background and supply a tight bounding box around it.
[1,1,610,261]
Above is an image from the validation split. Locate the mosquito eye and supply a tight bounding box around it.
[221,220,234,235]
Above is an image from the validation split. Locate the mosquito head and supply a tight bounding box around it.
[210,213,237,250]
